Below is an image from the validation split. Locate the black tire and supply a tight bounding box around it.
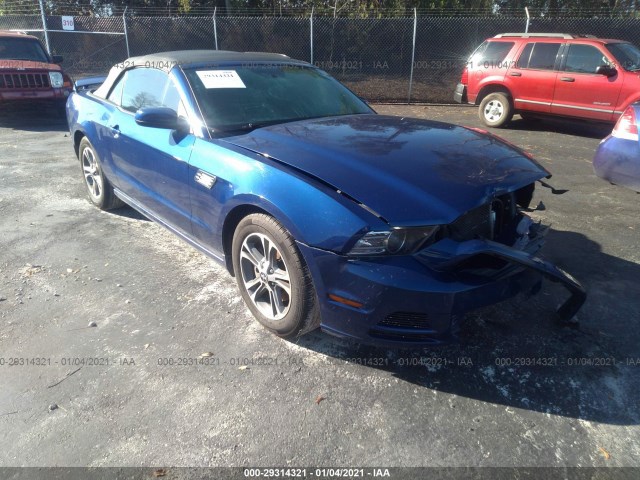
[232,213,320,338]
[479,92,513,128]
[78,137,123,210]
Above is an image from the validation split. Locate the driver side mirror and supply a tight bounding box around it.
[135,107,190,132]
[52,55,64,64]
[596,65,617,77]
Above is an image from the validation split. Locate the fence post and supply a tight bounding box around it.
[525,7,530,33]
[407,8,417,104]
[123,7,131,57]
[38,0,51,54]
[213,7,219,50]
[310,7,314,64]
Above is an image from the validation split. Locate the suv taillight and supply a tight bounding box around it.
[612,106,638,142]
[460,66,468,85]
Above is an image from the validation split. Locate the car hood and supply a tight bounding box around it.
[0,60,60,71]
[223,114,549,226]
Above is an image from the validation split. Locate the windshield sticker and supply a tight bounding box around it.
[196,70,246,89]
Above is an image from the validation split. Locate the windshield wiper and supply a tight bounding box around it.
[209,113,369,137]
[211,121,277,136]
[211,117,309,136]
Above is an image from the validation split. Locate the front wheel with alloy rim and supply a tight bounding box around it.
[78,137,123,210]
[232,213,319,338]
[479,92,513,128]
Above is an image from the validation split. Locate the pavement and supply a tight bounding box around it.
[0,104,639,471]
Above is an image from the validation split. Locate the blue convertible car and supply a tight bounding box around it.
[67,51,585,346]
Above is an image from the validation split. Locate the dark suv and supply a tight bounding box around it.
[454,33,640,127]
[0,31,72,110]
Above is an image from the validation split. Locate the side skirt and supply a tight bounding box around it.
[113,188,227,267]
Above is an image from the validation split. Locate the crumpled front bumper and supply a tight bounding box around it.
[298,232,586,347]
[418,237,586,323]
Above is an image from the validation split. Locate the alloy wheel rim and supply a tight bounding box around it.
[239,232,292,321]
[82,148,103,200]
[484,100,504,122]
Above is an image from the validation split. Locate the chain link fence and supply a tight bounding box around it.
[45,16,127,76]
[2,13,640,103]
[313,18,414,102]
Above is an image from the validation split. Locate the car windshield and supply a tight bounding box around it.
[0,37,49,62]
[606,42,640,71]
[184,65,372,133]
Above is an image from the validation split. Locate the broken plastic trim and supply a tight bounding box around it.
[420,238,586,322]
[537,179,569,195]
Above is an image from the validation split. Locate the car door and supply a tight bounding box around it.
[88,74,126,187]
[108,67,196,236]
[509,41,562,114]
[551,43,623,121]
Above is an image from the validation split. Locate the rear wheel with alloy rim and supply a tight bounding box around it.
[232,213,319,338]
[479,92,513,128]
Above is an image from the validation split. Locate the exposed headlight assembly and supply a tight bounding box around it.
[49,72,64,88]
[348,226,440,256]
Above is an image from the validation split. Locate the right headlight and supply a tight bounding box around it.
[348,226,440,256]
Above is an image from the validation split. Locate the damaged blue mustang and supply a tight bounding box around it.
[67,50,585,346]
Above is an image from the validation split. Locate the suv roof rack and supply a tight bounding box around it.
[494,33,596,39]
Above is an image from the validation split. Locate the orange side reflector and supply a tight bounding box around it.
[328,294,364,309]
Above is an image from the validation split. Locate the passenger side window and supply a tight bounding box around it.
[517,43,534,68]
[121,68,168,113]
[564,44,608,74]
[518,42,561,70]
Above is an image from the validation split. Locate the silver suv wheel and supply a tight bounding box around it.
[478,92,513,128]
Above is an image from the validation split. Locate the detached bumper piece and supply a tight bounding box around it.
[419,237,586,323]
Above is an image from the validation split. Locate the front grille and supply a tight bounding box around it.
[369,314,461,343]
[0,72,51,90]
[378,312,431,329]
[369,330,442,343]
[447,203,492,241]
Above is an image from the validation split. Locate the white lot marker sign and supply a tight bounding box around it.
[62,16,75,31]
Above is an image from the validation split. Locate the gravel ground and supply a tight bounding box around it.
[0,104,639,473]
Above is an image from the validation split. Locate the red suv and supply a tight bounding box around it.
[0,31,73,110]
[454,33,640,127]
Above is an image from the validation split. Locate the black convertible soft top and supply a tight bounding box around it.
[128,50,305,71]
[94,49,310,98]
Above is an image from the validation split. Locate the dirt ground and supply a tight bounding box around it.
[0,104,639,475]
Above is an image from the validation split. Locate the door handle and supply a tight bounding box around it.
[110,124,120,133]
[509,72,522,77]
[560,77,575,82]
